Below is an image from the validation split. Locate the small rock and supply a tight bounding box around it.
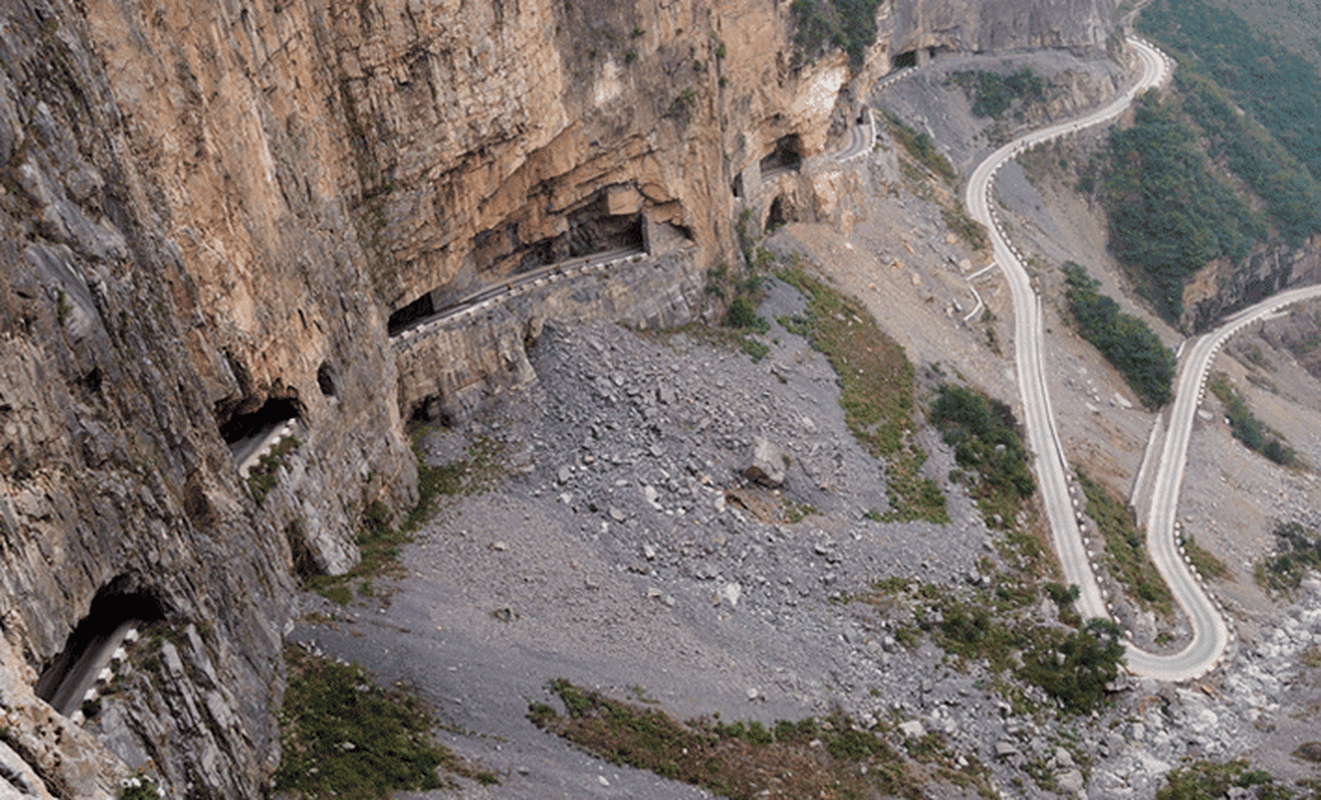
[609,507,626,522]
[899,720,925,738]
[491,541,507,551]
[996,740,1019,758]
[746,687,759,701]
[558,465,572,484]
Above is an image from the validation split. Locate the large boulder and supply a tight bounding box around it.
[746,437,787,487]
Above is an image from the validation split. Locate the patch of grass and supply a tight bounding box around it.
[883,113,956,182]
[273,646,496,799]
[1207,373,1299,467]
[864,582,1124,714]
[947,68,1046,119]
[929,384,1033,530]
[940,204,990,251]
[247,436,301,506]
[782,500,817,524]
[1182,534,1230,581]
[530,679,933,799]
[1255,521,1321,597]
[1076,469,1175,618]
[1156,759,1288,800]
[777,260,947,523]
[118,775,160,800]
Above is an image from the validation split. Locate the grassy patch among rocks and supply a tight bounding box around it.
[274,646,496,799]
[306,435,505,604]
[528,679,996,799]
[777,261,948,523]
[1076,469,1175,618]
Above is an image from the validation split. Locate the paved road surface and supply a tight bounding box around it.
[963,35,1245,681]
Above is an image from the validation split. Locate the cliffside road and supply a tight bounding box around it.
[835,109,877,163]
[1129,283,1321,678]
[963,36,1250,681]
[41,621,135,717]
[391,246,646,343]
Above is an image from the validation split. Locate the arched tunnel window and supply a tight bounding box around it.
[219,397,301,446]
[893,50,918,69]
[35,578,166,716]
[766,195,792,231]
[760,135,802,175]
[387,292,436,337]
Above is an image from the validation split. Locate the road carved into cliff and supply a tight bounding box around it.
[962,35,1252,681]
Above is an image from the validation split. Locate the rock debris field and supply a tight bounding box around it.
[297,280,1321,798]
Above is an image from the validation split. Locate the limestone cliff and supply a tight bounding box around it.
[0,0,1115,795]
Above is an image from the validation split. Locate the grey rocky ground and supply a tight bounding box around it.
[296,293,1321,797]
[291,46,1321,800]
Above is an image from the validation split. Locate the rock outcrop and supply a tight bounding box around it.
[1183,236,1321,332]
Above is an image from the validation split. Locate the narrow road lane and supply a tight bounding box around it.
[963,36,1252,680]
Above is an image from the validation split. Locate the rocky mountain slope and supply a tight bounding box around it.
[7,0,1253,796]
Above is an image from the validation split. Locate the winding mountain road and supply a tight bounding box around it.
[958,35,1305,680]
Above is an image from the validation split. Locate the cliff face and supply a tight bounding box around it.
[1183,237,1321,332]
[0,0,1113,795]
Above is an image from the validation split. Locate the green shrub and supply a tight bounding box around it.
[1064,264,1175,407]
[1100,94,1261,321]
[929,384,1034,526]
[274,647,495,798]
[1255,520,1321,597]
[1206,373,1298,467]
[948,68,1046,119]
[789,0,884,68]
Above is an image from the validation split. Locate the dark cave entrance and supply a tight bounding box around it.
[766,195,793,231]
[387,292,436,337]
[218,396,302,468]
[35,577,166,716]
[759,135,803,175]
[893,50,918,69]
[563,194,646,262]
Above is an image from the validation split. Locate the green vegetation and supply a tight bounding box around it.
[884,113,987,250]
[948,68,1046,119]
[788,0,883,67]
[118,775,160,800]
[307,436,505,604]
[1255,520,1321,597]
[1206,372,1299,467]
[861,582,1125,715]
[247,436,301,506]
[1156,758,1292,800]
[1178,70,1321,245]
[1140,0,1321,207]
[529,679,995,800]
[883,112,957,182]
[1178,534,1229,581]
[274,646,495,799]
[929,384,1034,529]
[1100,93,1260,321]
[778,262,947,523]
[1077,470,1175,617]
[1064,264,1176,407]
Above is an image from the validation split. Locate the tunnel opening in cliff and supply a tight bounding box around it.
[219,397,302,449]
[760,135,803,175]
[893,50,918,69]
[35,577,166,716]
[564,204,645,261]
[766,195,795,231]
[388,292,436,337]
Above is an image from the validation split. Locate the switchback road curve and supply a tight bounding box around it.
[962,35,1257,681]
